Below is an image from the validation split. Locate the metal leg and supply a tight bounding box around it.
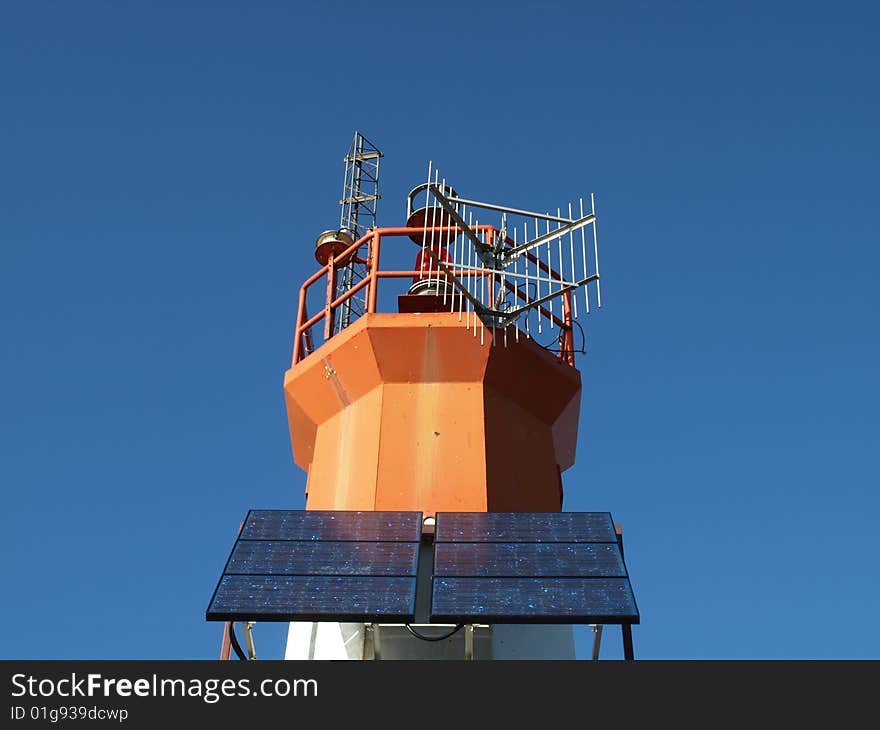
[220,621,232,660]
[591,625,603,660]
[464,625,474,660]
[622,624,634,661]
[243,621,257,660]
[369,624,382,661]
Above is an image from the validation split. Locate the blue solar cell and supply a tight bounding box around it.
[206,510,425,622]
[434,542,626,577]
[240,510,422,542]
[435,512,615,543]
[208,509,639,626]
[430,577,639,624]
[227,541,419,576]
[207,575,417,622]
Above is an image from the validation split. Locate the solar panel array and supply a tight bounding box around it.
[207,510,638,626]
[430,512,639,624]
[206,510,422,622]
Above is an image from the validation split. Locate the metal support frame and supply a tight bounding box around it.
[464,625,475,660]
[591,625,603,660]
[243,622,257,660]
[219,622,232,660]
[427,184,494,264]
[447,196,573,224]
[616,524,636,661]
[433,189,596,264]
[502,273,598,321]
[219,521,245,660]
[622,625,635,661]
[500,213,596,261]
[368,623,382,660]
[335,132,382,332]
[364,623,479,660]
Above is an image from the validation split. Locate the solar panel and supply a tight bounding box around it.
[208,509,638,626]
[227,541,419,576]
[429,511,638,625]
[431,577,638,624]
[207,510,422,623]
[434,542,626,577]
[434,511,616,543]
[240,510,422,542]
[207,575,416,622]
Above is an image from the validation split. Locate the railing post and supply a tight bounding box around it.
[486,228,496,307]
[324,253,336,341]
[368,231,381,314]
[562,290,575,366]
[292,283,308,366]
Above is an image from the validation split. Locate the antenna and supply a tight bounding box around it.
[408,164,601,352]
[336,132,382,331]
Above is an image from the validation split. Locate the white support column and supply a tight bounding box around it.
[285,622,365,660]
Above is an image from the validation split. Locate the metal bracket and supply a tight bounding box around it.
[500,212,596,262]
[367,623,382,660]
[427,184,495,266]
[464,624,474,660]
[243,621,257,660]
[591,624,603,660]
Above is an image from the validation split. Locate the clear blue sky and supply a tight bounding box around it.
[2,1,878,660]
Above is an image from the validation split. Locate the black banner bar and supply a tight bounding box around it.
[3,661,876,726]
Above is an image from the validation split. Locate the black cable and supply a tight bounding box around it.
[569,320,587,354]
[535,319,587,356]
[228,621,249,660]
[533,332,562,352]
[405,624,465,642]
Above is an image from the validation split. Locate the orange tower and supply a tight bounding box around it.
[278,146,605,657]
[205,136,640,662]
[284,161,600,519]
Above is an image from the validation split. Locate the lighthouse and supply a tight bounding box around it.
[206,133,638,660]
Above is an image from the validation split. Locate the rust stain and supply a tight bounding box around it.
[322,356,351,407]
[321,355,353,507]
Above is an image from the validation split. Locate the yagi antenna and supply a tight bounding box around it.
[406,164,601,343]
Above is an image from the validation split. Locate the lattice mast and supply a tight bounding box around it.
[335,132,382,331]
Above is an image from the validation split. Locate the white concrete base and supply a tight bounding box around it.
[284,622,365,660]
[284,622,576,660]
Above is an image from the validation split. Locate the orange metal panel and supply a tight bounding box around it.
[284,324,382,427]
[284,311,582,517]
[551,385,580,472]
[484,386,562,511]
[365,313,489,384]
[314,328,382,406]
[374,382,487,515]
[284,391,316,471]
[482,331,581,426]
[304,385,383,510]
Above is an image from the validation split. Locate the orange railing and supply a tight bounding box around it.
[291,226,575,367]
